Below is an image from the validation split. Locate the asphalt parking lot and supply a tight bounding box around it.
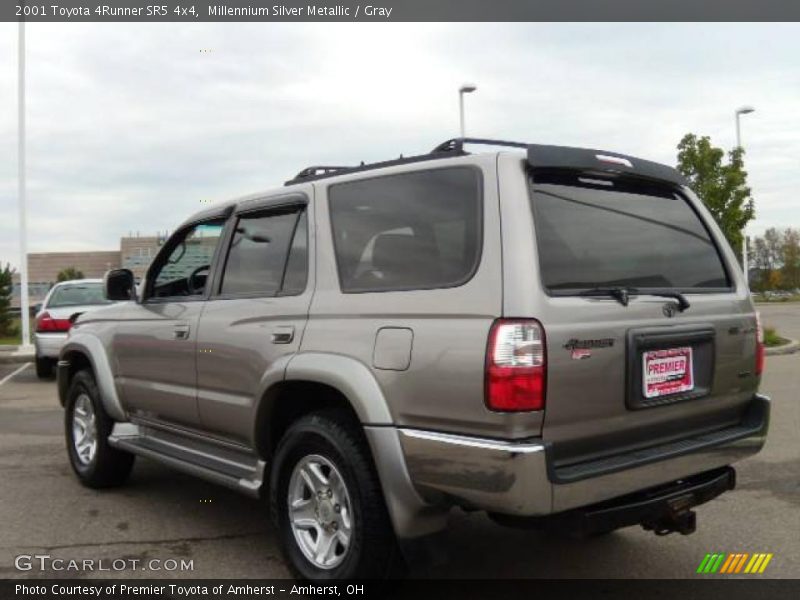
[1,305,797,580]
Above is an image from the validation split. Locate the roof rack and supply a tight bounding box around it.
[430,137,528,154]
[292,166,353,180]
[285,137,528,186]
[284,137,688,187]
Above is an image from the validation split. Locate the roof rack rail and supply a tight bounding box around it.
[291,166,353,181]
[284,137,529,186]
[431,137,528,154]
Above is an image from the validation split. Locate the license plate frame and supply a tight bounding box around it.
[643,346,694,399]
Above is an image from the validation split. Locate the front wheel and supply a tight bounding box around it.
[270,411,401,580]
[65,369,135,488]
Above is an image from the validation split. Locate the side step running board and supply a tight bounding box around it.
[108,423,266,498]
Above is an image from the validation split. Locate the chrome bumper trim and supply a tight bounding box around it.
[399,429,546,454]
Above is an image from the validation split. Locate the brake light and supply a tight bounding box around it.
[485,319,546,411]
[35,311,72,333]
[755,312,765,376]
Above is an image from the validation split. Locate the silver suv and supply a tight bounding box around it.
[57,138,769,580]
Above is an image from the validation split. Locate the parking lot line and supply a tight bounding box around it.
[0,363,30,386]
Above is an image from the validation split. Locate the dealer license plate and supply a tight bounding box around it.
[643,346,694,399]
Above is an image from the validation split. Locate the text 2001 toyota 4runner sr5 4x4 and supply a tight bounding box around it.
[57,138,769,580]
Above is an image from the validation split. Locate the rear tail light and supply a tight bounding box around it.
[35,311,72,333]
[755,312,765,376]
[485,319,546,411]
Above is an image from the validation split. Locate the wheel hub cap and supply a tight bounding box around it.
[72,393,98,465]
[288,454,353,570]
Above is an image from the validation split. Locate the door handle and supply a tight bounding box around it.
[271,325,295,344]
[174,324,191,340]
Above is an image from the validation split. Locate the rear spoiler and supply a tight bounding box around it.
[433,138,689,187]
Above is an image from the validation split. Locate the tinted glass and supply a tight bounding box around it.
[220,208,306,296]
[329,168,482,292]
[530,175,730,291]
[281,210,308,295]
[153,222,225,294]
[48,283,109,307]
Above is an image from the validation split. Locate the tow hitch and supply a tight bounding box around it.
[642,507,697,536]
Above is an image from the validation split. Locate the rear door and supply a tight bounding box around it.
[523,169,758,465]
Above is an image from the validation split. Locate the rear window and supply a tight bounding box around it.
[329,167,482,293]
[529,172,731,292]
[48,283,109,308]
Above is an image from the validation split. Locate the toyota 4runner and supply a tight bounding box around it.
[57,138,769,580]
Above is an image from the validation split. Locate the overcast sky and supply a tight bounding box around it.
[1,23,798,270]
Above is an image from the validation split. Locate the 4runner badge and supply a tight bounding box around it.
[564,338,615,360]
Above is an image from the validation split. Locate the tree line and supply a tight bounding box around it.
[750,228,800,292]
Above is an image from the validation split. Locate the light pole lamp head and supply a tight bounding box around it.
[736,105,755,116]
[459,83,477,94]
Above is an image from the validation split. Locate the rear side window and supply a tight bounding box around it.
[329,167,482,293]
[220,207,308,296]
[530,173,730,292]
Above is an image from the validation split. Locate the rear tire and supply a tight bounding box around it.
[65,369,135,488]
[270,411,402,581]
[35,356,54,379]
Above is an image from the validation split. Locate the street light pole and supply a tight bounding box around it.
[18,22,32,350]
[458,83,477,138]
[735,105,755,285]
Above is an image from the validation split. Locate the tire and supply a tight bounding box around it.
[270,411,402,581]
[65,369,135,488]
[35,355,54,379]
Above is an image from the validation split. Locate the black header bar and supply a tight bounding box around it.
[4,0,800,22]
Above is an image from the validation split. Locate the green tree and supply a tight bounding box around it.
[56,267,84,282]
[751,236,771,291]
[676,134,755,257]
[781,228,800,290]
[0,263,15,337]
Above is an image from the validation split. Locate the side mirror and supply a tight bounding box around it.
[104,269,136,302]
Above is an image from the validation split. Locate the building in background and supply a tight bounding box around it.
[120,235,164,281]
[11,233,167,308]
[11,251,121,308]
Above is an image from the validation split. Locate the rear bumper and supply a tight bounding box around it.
[397,393,769,517]
[492,466,735,536]
[34,333,68,359]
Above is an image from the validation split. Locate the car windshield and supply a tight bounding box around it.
[529,172,731,293]
[47,283,110,308]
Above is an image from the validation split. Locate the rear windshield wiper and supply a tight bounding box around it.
[578,287,634,307]
[577,287,690,311]
[643,289,691,312]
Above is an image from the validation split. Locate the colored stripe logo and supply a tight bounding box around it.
[696,553,773,574]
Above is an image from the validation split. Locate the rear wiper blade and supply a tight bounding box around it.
[642,290,691,312]
[578,287,634,307]
[576,287,691,311]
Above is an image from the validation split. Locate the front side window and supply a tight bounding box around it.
[150,220,225,298]
[329,167,482,293]
[529,172,731,292]
[219,207,308,297]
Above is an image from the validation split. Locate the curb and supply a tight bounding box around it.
[0,352,34,365]
[766,339,800,356]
